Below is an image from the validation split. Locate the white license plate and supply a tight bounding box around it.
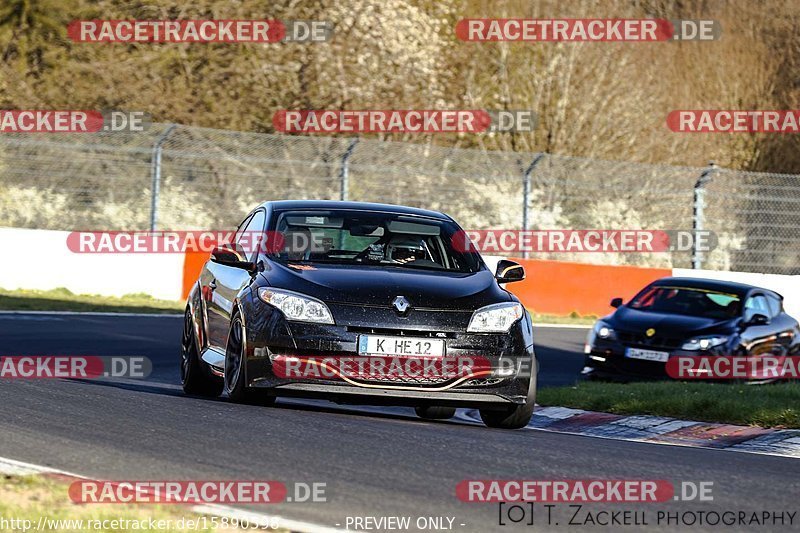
[358,335,445,357]
[625,347,670,363]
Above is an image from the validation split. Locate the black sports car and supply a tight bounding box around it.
[181,200,537,429]
[583,277,800,380]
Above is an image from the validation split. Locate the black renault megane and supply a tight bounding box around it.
[181,200,537,429]
[583,277,800,380]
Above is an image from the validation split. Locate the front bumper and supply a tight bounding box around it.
[584,342,669,379]
[583,338,727,379]
[240,299,536,406]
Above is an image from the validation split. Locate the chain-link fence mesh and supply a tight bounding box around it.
[1,122,798,274]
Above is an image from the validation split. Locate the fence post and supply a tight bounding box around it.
[521,154,545,259]
[339,138,359,201]
[692,161,717,269]
[149,124,177,231]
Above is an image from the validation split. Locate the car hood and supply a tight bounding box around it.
[608,306,736,336]
[262,261,509,310]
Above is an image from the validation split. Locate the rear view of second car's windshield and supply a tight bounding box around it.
[269,210,480,273]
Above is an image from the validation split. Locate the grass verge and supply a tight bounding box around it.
[0,474,278,532]
[528,311,597,326]
[0,288,183,314]
[537,380,800,429]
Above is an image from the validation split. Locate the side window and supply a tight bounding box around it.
[766,295,783,318]
[744,295,770,320]
[237,210,266,262]
[233,214,253,244]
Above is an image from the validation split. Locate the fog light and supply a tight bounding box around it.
[269,354,300,363]
[589,355,607,362]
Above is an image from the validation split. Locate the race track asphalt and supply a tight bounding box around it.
[0,313,798,532]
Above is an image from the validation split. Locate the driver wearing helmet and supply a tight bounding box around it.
[386,236,429,264]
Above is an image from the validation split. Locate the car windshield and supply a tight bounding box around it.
[268,210,481,273]
[628,285,742,319]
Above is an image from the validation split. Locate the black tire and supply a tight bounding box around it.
[181,308,223,397]
[479,399,534,429]
[415,406,456,420]
[225,312,275,406]
[479,365,537,429]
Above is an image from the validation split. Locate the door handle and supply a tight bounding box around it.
[209,280,217,290]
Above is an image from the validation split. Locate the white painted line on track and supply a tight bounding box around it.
[0,455,345,533]
[0,456,74,476]
[193,504,346,533]
[0,310,182,318]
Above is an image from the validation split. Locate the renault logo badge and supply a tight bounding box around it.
[392,296,410,314]
[646,328,656,337]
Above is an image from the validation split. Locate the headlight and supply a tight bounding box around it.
[592,321,616,340]
[257,288,334,324]
[681,336,729,351]
[467,302,524,333]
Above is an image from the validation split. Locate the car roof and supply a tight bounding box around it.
[258,200,452,221]
[651,277,782,299]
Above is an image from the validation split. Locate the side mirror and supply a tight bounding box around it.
[610,297,623,308]
[210,244,254,270]
[495,259,525,283]
[744,313,770,328]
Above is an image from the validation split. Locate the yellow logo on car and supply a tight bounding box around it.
[646,328,656,337]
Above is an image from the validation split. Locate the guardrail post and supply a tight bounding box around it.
[149,124,177,231]
[692,161,718,269]
[521,154,545,259]
[339,138,359,201]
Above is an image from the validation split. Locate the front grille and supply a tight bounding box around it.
[346,326,454,338]
[349,374,455,386]
[617,331,683,350]
[464,377,505,387]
